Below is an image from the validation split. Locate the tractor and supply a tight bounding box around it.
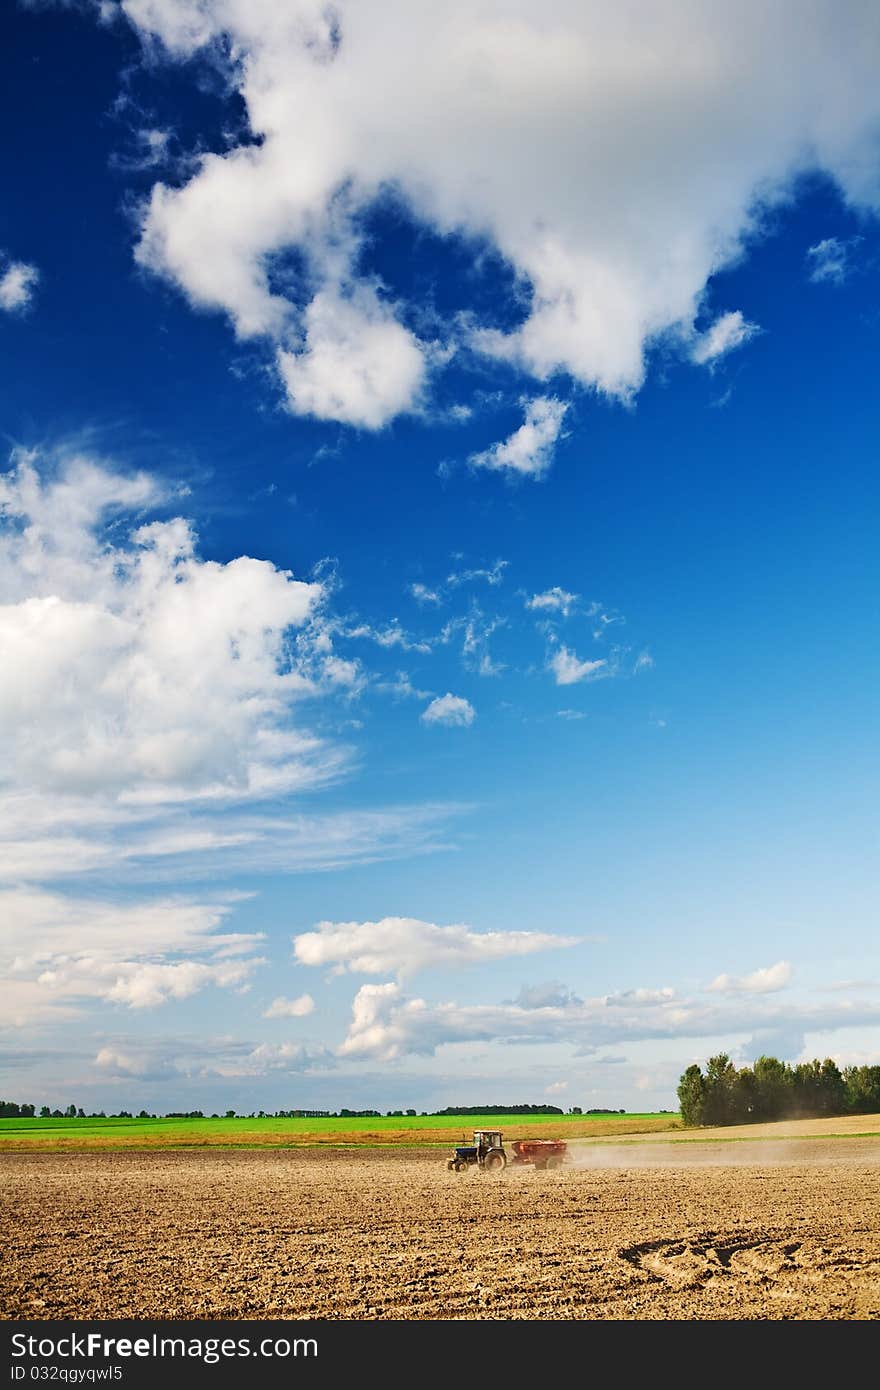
[446,1131,569,1173]
[446,1129,507,1172]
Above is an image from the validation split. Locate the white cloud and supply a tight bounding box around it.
[545,1080,567,1094]
[0,450,328,802]
[293,916,579,979]
[344,620,431,654]
[441,607,505,677]
[514,982,582,1009]
[421,693,475,726]
[93,1034,333,1079]
[1,886,264,1025]
[263,993,315,1019]
[445,560,508,590]
[691,310,760,367]
[409,582,442,606]
[707,960,793,995]
[469,398,567,477]
[548,646,606,686]
[114,3,880,425]
[376,672,434,703]
[337,975,880,1061]
[0,449,474,1039]
[276,286,425,429]
[527,587,578,617]
[244,1041,334,1072]
[806,236,858,284]
[0,258,39,313]
[0,795,465,885]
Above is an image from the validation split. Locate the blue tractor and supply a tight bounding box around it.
[446,1129,507,1172]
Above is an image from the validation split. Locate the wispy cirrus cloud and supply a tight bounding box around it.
[806,236,860,285]
[691,310,760,367]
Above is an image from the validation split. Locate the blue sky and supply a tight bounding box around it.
[2,1,879,1113]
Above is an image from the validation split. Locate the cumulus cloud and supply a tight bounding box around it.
[0,257,39,313]
[421,693,475,726]
[548,646,606,686]
[1,887,264,1025]
[262,993,315,1019]
[337,975,880,1062]
[707,960,793,995]
[806,236,858,284]
[0,450,328,802]
[526,587,578,617]
[469,398,567,477]
[293,916,579,979]
[690,310,760,367]
[276,286,426,429]
[112,3,880,426]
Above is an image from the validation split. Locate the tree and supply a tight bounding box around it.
[818,1059,846,1115]
[679,1053,857,1128]
[751,1056,792,1121]
[702,1054,740,1125]
[677,1064,707,1126]
[40,1106,50,1118]
[844,1064,880,1113]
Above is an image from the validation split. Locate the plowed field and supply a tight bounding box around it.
[2,1137,879,1320]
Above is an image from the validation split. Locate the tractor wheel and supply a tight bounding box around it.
[534,1159,546,1171]
[547,1156,562,1169]
[454,1159,468,1173]
[484,1149,506,1171]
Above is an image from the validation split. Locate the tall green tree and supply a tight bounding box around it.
[677,1064,707,1125]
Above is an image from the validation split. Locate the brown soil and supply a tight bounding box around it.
[2,1139,879,1320]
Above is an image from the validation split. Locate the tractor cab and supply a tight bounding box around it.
[474,1130,503,1157]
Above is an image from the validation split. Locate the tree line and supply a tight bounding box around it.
[677,1055,880,1127]
[1,1100,606,1120]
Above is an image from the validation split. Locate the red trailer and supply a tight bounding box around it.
[509,1138,568,1170]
